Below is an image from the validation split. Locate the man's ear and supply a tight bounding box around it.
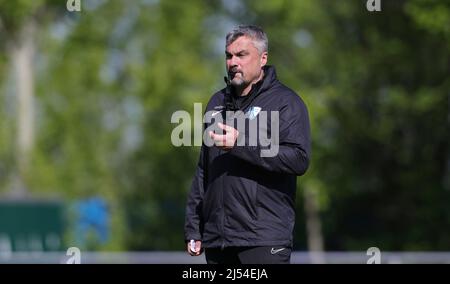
[260,51,268,67]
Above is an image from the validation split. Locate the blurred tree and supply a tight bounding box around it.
[0,0,63,197]
[311,0,450,251]
[119,0,221,250]
[227,0,450,251]
[0,0,448,253]
[29,0,131,249]
[23,0,221,250]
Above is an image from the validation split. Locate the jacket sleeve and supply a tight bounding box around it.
[184,144,206,242]
[229,95,311,176]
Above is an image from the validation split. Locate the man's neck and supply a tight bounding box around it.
[236,70,264,97]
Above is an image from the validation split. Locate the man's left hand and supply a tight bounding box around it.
[209,122,239,150]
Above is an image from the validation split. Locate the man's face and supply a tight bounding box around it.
[226,36,267,88]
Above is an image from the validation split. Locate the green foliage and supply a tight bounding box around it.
[0,0,448,251]
[223,0,449,250]
[405,0,450,40]
[119,0,219,250]
[0,0,44,35]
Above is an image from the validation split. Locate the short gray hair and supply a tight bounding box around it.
[226,25,268,54]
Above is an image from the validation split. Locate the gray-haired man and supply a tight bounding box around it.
[184,25,311,264]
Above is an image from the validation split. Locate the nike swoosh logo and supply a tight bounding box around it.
[270,248,286,254]
[212,110,223,116]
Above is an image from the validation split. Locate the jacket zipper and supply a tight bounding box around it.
[220,148,226,250]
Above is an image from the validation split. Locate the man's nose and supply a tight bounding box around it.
[228,56,239,68]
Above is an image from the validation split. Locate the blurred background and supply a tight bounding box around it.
[0,0,448,263]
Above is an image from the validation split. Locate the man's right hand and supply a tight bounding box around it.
[187,240,203,256]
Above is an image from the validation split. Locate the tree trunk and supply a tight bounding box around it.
[8,20,36,198]
[303,186,326,263]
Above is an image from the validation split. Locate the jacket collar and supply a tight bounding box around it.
[224,65,277,111]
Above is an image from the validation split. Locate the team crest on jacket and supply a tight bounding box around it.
[247,106,262,120]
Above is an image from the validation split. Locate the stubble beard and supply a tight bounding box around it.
[229,72,245,88]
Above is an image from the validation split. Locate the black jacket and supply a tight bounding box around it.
[184,65,311,248]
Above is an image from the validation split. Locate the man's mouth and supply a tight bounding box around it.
[228,71,242,79]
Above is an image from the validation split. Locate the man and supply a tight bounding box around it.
[184,25,311,264]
